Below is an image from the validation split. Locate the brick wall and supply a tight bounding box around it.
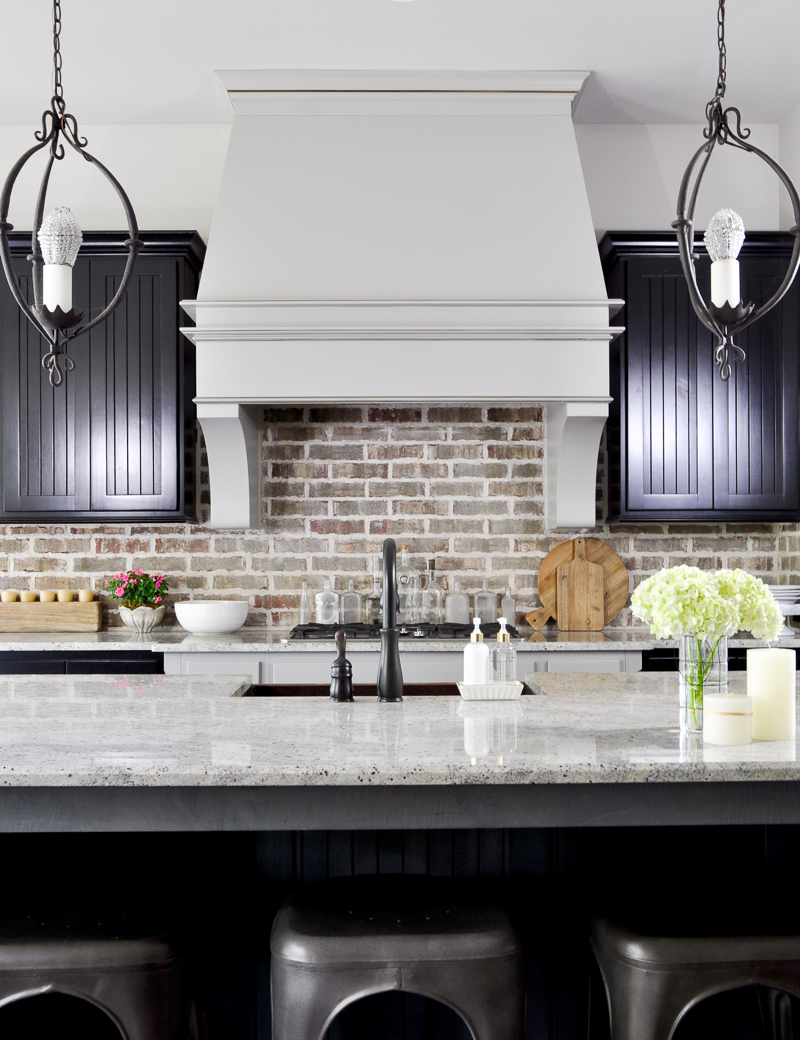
[0,405,793,628]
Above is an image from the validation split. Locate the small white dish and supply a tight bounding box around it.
[174,600,249,635]
[457,681,524,701]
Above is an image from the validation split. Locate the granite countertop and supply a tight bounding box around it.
[0,628,797,654]
[0,672,797,788]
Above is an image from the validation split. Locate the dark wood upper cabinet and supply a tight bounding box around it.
[0,231,204,522]
[601,232,800,522]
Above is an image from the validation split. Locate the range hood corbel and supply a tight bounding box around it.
[182,71,622,530]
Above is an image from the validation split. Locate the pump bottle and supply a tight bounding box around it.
[490,617,517,683]
[463,617,490,685]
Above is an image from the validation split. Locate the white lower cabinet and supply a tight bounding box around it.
[163,648,643,683]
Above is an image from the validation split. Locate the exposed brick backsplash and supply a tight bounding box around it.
[0,405,794,628]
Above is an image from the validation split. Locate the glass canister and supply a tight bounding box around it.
[340,579,363,624]
[315,578,339,625]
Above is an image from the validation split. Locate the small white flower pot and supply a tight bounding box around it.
[118,604,166,633]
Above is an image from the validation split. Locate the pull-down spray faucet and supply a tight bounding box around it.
[376,537,403,702]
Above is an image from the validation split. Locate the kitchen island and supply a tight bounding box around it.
[0,671,799,831]
[0,670,798,1040]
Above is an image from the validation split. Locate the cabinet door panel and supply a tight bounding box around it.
[721,265,799,511]
[0,262,90,514]
[88,256,179,512]
[625,259,715,512]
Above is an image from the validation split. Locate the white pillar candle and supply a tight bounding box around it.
[703,693,752,745]
[710,257,741,308]
[42,264,73,312]
[747,647,796,740]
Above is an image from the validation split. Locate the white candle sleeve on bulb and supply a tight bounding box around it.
[710,258,741,308]
[42,264,73,312]
[747,647,796,740]
[703,693,752,746]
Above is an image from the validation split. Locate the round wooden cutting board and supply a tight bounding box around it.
[534,537,628,629]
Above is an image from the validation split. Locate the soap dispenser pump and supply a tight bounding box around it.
[463,617,490,685]
[330,630,354,702]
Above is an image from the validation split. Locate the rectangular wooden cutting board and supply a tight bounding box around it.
[556,541,605,631]
[0,602,103,632]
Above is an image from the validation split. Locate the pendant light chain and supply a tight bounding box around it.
[705,0,742,143]
[715,0,727,101]
[52,0,64,106]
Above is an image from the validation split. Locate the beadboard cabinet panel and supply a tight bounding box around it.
[601,232,800,521]
[88,256,179,513]
[0,264,91,514]
[0,232,203,522]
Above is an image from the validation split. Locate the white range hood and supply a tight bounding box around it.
[181,70,622,529]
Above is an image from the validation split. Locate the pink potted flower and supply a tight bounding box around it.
[104,570,171,633]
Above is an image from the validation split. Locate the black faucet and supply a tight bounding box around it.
[376,537,404,702]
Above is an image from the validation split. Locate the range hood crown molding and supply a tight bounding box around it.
[216,68,591,95]
[189,69,614,531]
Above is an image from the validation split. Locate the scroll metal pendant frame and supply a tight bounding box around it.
[672,0,800,381]
[0,1,142,387]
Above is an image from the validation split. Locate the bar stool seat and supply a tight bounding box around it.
[591,911,800,1040]
[271,875,524,1040]
[0,913,189,1040]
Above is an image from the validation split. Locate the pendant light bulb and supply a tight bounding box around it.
[704,208,745,262]
[705,208,745,310]
[37,207,82,314]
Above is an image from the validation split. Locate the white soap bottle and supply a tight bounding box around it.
[463,617,490,685]
[490,617,517,683]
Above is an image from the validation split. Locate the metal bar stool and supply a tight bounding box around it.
[270,875,524,1040]
[0,912,190,1040]
[591,912,800,1040]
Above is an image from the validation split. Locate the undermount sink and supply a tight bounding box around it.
[242,683,534,697]
[243,683,460,697]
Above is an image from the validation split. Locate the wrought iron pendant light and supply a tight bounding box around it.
[672,0,800,381]
[0,0,142,386]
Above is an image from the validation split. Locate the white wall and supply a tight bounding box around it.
[0,125,230,241]
[575,123,781,236]
[780,98,800,230]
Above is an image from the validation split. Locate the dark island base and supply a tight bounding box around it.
[0,825,799,1040]
[1,781,800,832]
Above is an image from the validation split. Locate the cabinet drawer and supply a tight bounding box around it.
[543,652,627,673]
[173,652,263,683]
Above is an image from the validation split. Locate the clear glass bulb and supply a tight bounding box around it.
[38,207,83,266]
[704,208,745,262]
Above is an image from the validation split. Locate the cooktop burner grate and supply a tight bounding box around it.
[289,621,519,641]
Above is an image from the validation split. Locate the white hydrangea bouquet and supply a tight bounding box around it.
[631,566,784,729]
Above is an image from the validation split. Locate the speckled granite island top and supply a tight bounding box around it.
[0,672,796,788]
[2,672,800,832]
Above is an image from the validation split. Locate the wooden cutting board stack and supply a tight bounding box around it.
[525,537,628,632]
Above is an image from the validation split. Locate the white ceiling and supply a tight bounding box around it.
[2,0,799,126]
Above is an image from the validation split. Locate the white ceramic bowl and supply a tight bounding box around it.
[174,600,249,635]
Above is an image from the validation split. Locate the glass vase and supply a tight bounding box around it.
[678,635,728,733]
